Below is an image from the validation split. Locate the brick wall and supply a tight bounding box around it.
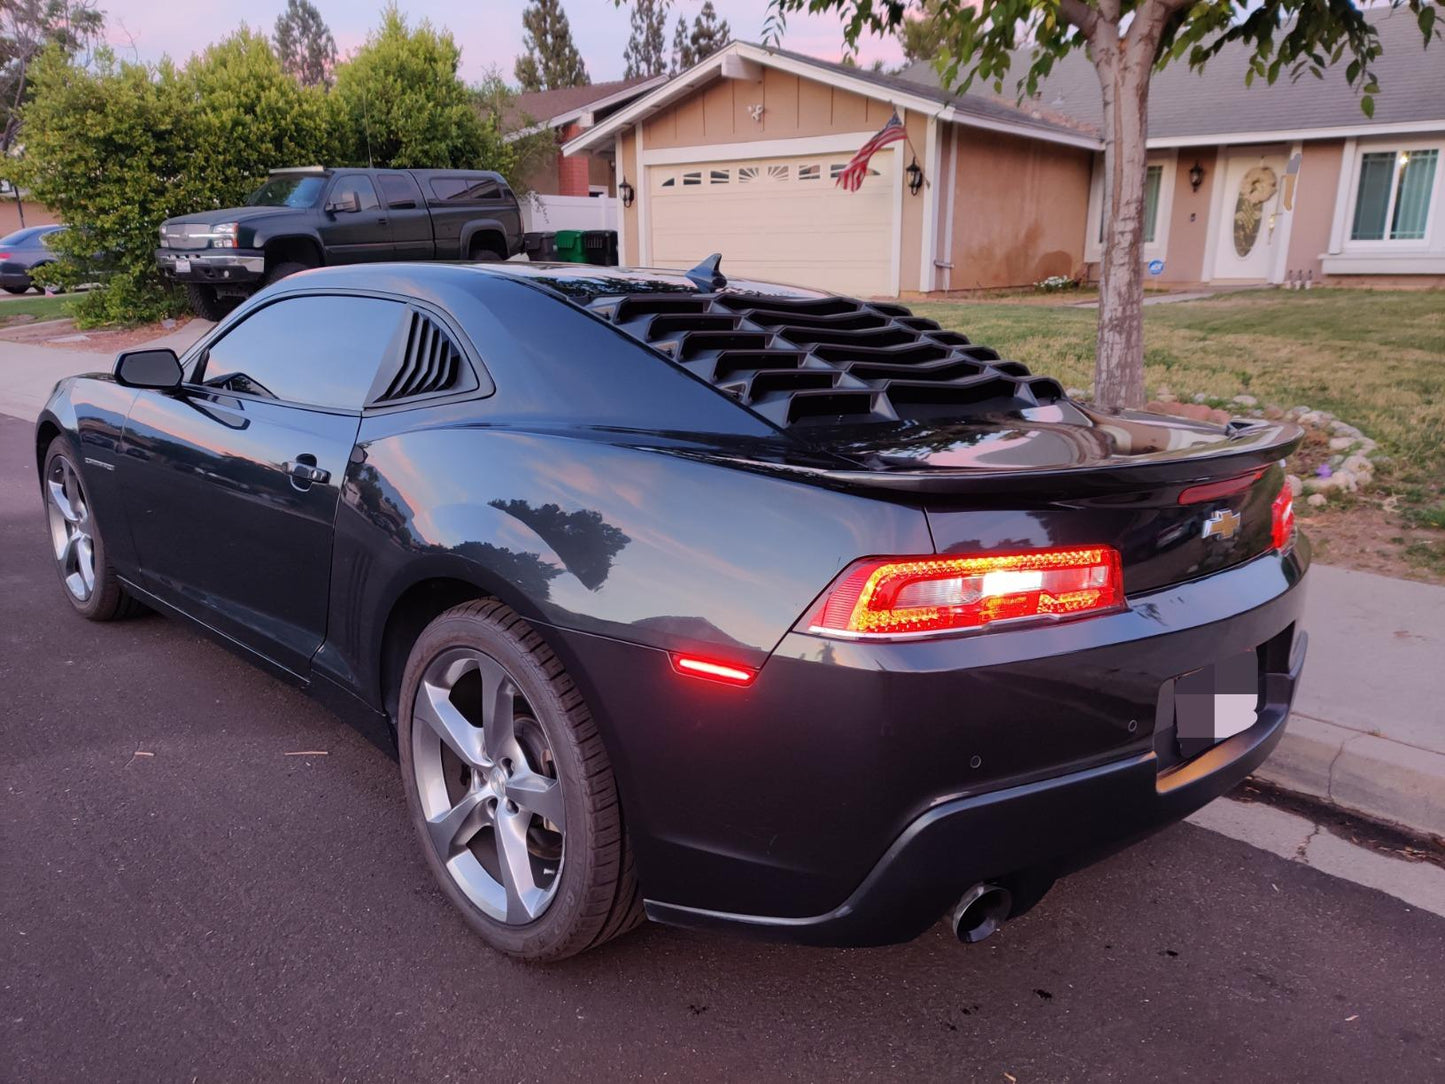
[556,123,593,197]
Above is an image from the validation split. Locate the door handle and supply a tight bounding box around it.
[285,458,330,486]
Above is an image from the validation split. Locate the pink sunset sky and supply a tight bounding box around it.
[96,0,908,84]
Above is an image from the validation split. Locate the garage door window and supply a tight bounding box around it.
[710,169,729,184]
[682,171,702,186]
[769,165,789,182]
[799,165,820,181]
[739,167,759,183]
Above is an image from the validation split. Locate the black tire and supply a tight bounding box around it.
[42,437,144,621]
[185,283,239,321]
[397,599,643,961]
[264,260,311,285]
[3,284,28,295]
[469,242,504,262]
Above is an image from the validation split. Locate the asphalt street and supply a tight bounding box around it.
[3,411,1443,1082]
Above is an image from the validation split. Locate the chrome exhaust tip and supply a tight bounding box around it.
[951,883,1013,944]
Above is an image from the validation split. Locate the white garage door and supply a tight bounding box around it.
[647,151,896,296]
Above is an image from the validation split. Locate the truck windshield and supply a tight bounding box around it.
[246,176,326,207]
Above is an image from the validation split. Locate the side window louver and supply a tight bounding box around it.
[376,310,463,403]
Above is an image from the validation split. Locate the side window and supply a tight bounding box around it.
[378,173,423,210]
[429,175,501,202]
[330,175,380,212]
[196,296,405,410]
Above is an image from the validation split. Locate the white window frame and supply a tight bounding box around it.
[1339,136,1443,253]
[1084,150,1178,265]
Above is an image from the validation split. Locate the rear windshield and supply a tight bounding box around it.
[246,175,327,207]
[0,226,46,245]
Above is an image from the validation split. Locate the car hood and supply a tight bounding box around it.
[162,206,301,228]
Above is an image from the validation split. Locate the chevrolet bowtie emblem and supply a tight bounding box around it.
[1202,509,1242,541]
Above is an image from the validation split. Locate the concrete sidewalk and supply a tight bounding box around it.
[1256,564,1445,837]
[0,330,1440,836]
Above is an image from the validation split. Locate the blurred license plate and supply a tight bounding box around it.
[175,258,191,273]
[1174,650,1260,758]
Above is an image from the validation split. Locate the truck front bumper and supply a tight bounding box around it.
[155,249,265,285]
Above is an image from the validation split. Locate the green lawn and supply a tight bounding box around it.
[913,288,1445,492]
[0,293,72,324]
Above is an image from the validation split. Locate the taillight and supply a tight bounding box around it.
[671,654,756,686]
[0,251,9,259]
[1271,482,1296,551]
[803,546,1125,640]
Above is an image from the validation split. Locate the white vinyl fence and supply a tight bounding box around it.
[522,194,619,234]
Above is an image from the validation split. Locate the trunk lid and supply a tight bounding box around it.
[807,404,1300,594]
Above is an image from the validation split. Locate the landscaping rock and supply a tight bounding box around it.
[1342,454,1373,475]
[1328,436,1356,451]
[1286,406,1311,420]
[1208,408,1232,425]
[1286,474,1303,497]
[1231,394,1258,407]
[1263,405,1285,420]
[1193,392,1209,404]
[1156,386,1176,402]
[1307,493,1328,508]
[1065,387,1088,400]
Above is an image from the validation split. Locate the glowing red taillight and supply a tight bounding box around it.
[803,546,1125,640]
[671,654,756,686]
[1271,482,1296,551]
[0,251,9,259]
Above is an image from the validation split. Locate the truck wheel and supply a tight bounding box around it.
[264,260,312,285]
[469,241,504,262]
[185,284,238,321]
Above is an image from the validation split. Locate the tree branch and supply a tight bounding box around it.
[1056,0,1102,40]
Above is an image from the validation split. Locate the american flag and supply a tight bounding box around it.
[835,112,907,192]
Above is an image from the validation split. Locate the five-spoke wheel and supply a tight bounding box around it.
[41,438,141,621]
[398,599,642,960]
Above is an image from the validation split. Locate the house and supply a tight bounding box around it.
[563,13,1443,295]
[561,41,1099,296]
[507,76,668,198]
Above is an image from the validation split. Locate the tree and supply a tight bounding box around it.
[514,0,588,91]
[688,1,729,64]
[273,0,337,88]
[333,7,505,170]
[765,0,1441,409]
[624,0,669,78]
[0,0,103,155]
[670,15,694,72]
[12,31,342,325]
[899,0,945,64]
[472,65,556,195]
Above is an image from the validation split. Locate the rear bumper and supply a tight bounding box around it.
[646,627,1304,946]
[155,249,265,284]
[0,265,34,287]
[552,545,1310,946]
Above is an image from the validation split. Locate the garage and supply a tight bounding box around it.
[646,150,897,297]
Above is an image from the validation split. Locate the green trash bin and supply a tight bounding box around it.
[553,230,587,262]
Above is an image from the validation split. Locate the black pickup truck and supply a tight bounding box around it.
[156,167,524,318]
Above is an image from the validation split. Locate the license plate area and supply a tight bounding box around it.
[174,258,192,274]
[1172,649,1263,760]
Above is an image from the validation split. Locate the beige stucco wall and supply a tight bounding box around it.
[642,68,898,147]
[1287,139,1345,282]
[947,126,1092,289]
[1159,148,1218,283]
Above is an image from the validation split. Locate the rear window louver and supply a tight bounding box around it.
[376,311,463,403]
[587,292,1063,427]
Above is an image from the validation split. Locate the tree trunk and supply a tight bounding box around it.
[1092,44,1152,410]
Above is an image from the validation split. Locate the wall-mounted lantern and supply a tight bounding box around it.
[906,157,923,196]
[618,178,635,208]
[1188,160,1205,192]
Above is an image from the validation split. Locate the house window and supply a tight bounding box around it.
[1098,164,1164,243]
[1351,148,1439,241]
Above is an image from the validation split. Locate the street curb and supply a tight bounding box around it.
[1253,714,1445,839]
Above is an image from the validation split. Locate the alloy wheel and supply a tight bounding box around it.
[410,647,566,925]
[46,455,95,602]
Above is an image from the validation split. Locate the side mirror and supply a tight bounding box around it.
[326,191,361,214]
[114,348,182,390]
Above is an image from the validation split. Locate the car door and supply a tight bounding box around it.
[318,174,393,263]
[118,293,408,676]
[377,173,433,260]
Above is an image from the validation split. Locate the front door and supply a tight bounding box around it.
[118,293,407,674]
[1213,152,1288,281]
[319,174,394,263]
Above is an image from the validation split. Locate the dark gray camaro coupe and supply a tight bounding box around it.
[36,260,1308,960]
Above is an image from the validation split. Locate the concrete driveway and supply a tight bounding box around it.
[2,411,1444,1080]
